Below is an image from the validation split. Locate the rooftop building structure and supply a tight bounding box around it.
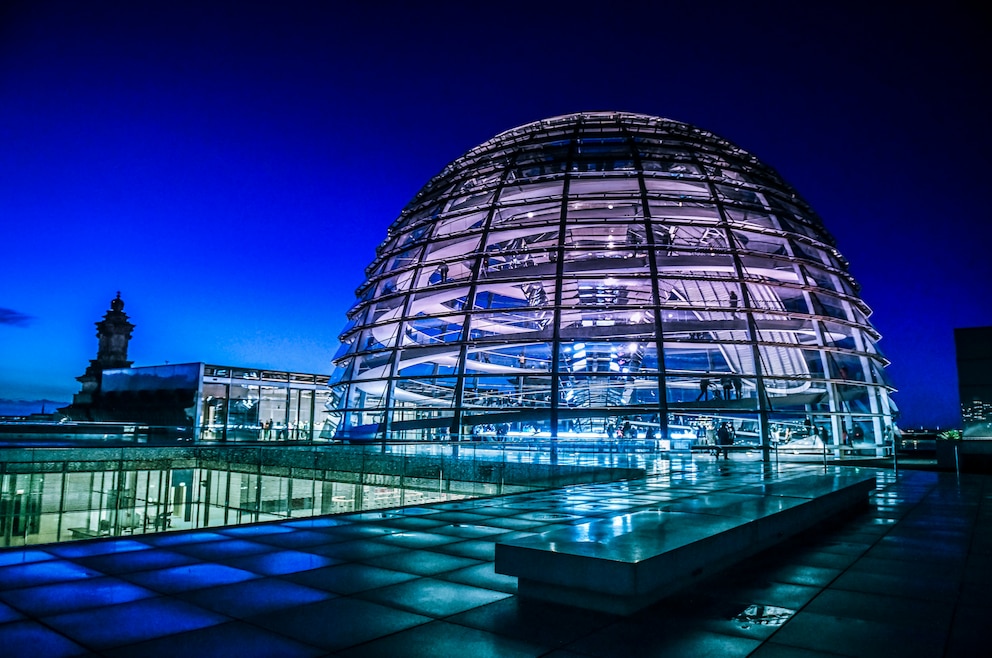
[52,294,332,442]
[90,363,333,442]
[329,112,896,454]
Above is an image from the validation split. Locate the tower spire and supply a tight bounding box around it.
[94,291,134,369]
[59,293,136,420]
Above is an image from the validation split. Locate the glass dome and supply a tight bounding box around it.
[328,112,895,452]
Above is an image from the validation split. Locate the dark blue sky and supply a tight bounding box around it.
[1,1,987,427]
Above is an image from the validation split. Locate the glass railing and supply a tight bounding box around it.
[0,446,522,548]
[0,440,668,548]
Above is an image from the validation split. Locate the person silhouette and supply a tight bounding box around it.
[697,378,711,401]
[716,422,733,459]
[658,228,673,255]
[721,376,733,400]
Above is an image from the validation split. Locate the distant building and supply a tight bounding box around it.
[59,294,332,441]
[956,326,992,440]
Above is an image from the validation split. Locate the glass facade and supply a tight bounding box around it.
[329,112,896,453]
[100,364,334,441]
[198,365,333,441]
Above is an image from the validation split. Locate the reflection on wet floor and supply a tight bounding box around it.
[733,603,795,628]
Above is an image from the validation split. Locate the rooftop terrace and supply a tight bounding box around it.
[0,452,987,657]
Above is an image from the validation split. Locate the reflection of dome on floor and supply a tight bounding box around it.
[328,112,895,447]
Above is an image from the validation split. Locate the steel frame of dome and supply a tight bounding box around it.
[329,112,895,454]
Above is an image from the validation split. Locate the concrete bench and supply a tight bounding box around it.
[495,471,875,615]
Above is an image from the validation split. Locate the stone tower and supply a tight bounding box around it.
[60,292,135,419]
[90,292,135,372]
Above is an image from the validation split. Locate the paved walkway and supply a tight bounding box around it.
[0,458,987,656]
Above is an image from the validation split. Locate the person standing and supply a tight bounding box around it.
[658,227,673,255]
[697,377,711,401]
[721,376,733,400]
[732,375,743,400]
[716,422,733,459]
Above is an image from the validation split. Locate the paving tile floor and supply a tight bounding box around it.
[0,458,988,656]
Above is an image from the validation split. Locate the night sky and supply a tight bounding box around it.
[1,1,987,428]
